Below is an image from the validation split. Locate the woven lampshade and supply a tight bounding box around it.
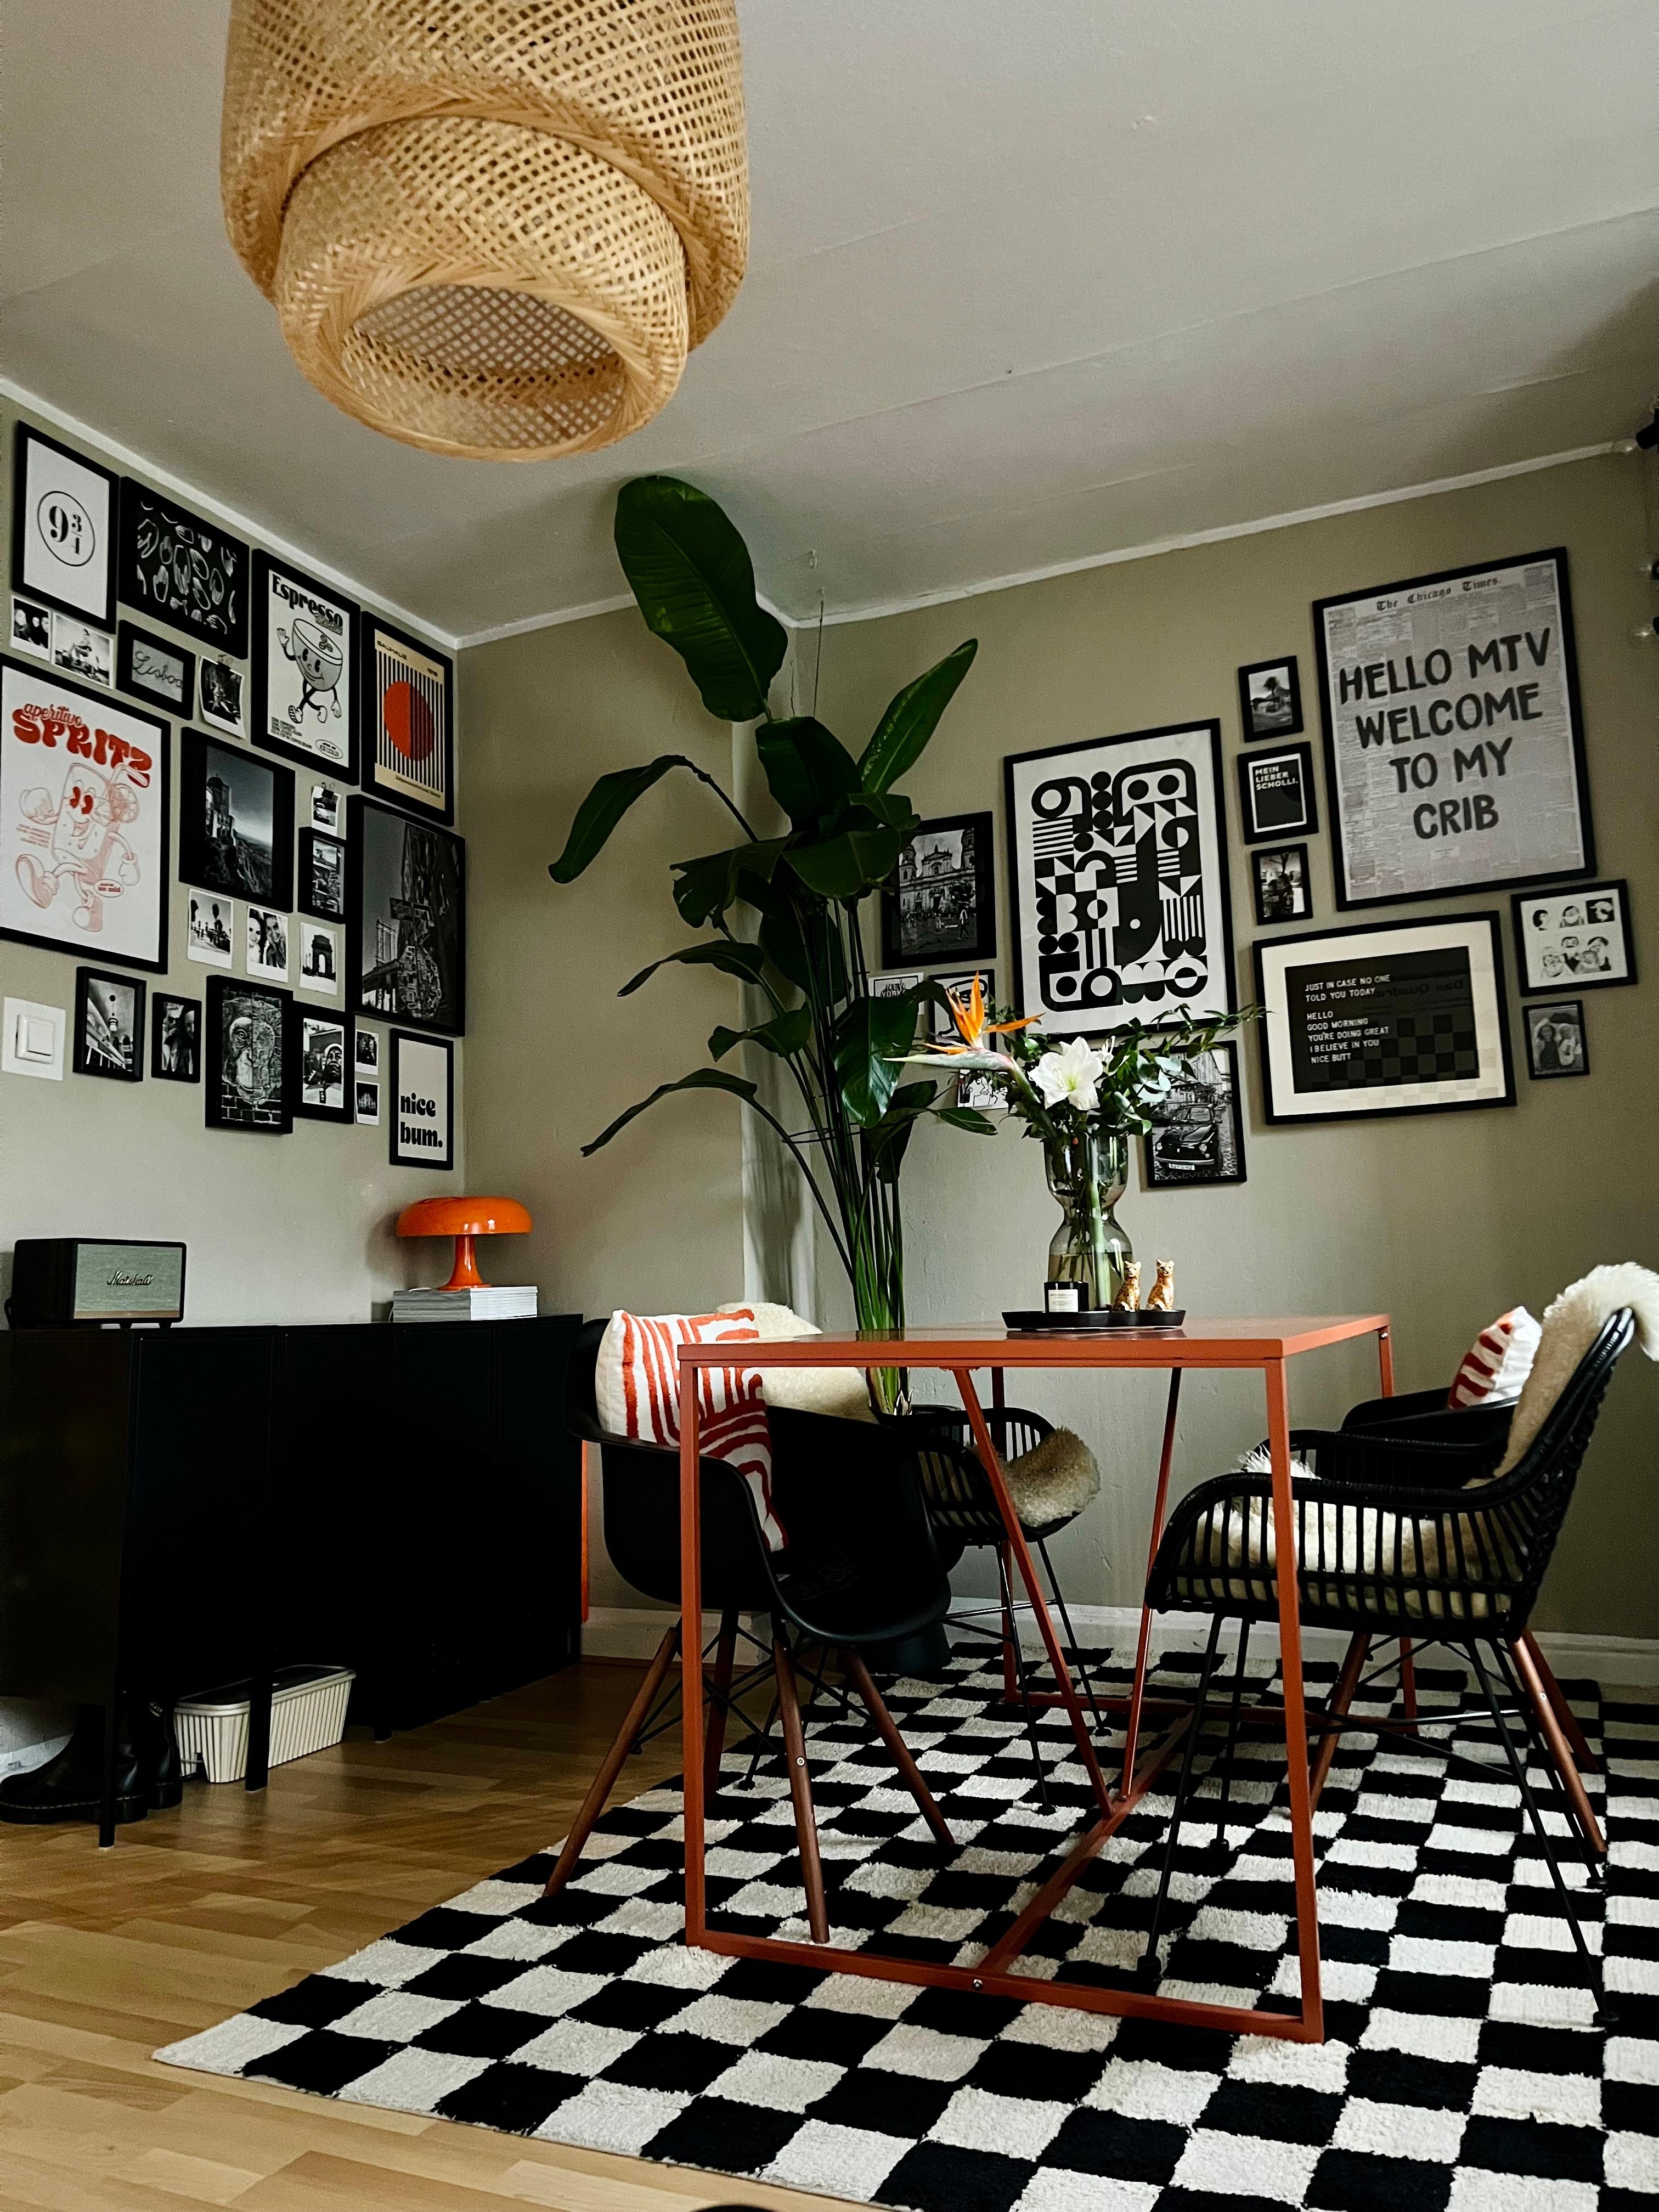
[221,0,748,460]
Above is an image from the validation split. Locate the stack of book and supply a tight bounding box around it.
[391,1285,539,1323]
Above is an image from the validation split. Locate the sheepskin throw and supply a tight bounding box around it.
[1002,1427,1101,1531]
[716,1301,875,1424]
[1492,1262,1659,1475]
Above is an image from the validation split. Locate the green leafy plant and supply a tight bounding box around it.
[550,476,979,1378]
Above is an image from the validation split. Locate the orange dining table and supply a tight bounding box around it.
[675,1312,1393,2044]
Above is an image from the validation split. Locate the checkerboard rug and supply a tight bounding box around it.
[158,1646,1659,2210]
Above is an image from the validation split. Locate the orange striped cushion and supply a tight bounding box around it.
[595,1308,785,1550]
[1447,1306,1541,1409]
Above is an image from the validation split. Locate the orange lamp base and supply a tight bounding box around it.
[395,1196,533,1292]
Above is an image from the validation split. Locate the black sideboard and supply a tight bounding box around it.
[0,1314,583,1842]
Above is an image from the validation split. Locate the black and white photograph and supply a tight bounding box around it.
[294,1008,351,1122]
[178,729,294,909]
[197,658,244,737]
[870,970,921,998]
[10,597,50,658]
[353,1025,379,1076]
[1314,549,1593,909]
[1005,720,1233,1036]
[389,1029,454,1169]
[151,993,201,1082]
[362,616,454,823]
[298,920,339,995]
[298,828,346,921]
[12,423,116,627]
[116,621,193,716]
[349,797,465,1035]
[206,976,291,1135]
[1143,1042,1246,1187]
[311,783,340,833]
[50,612,112,687]
[117,479,249,656]
[72,966,145,1081]
[1237,655,1302,738]
[246,902,289,981]
[1524,998,1589,1080]
[881,811,996,967]
[1511,879,1634,994]
[1251,842,1312,926]
[355,1080,380,1125]
[187,893,234,967]
[1237,740,1319,843]
[253,552,357,776]
[1254,911,1514,1124]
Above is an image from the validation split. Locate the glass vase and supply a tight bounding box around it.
[1043,1127,1133,1308]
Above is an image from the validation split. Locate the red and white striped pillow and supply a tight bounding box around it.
[595,1307,786,1550]
[1447,1306,1542,1409]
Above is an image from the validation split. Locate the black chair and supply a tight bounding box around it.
[545,1320,957,1943]
[1133,1310,1634,2012]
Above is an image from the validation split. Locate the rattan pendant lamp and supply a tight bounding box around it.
[221,0,748,460]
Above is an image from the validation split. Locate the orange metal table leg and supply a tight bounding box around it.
[1120,1370,1184,1795]
[1266,1357,1323,2041]
[679,1365,707,1948]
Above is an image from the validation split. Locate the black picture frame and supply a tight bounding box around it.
[116,477,249,657]
[178,729,294,911]
[1254,911,1515,1125]
[150,992,202,1082]
[1251,842,1313,927]
[12,423,118,628]
[1523,998,1589,1080]
[116,620,194,719]
[73,966,145,1081]
[1237,655,1303,740]
[1237,741,1319,844]
[298,828,347,922]
[1313,548,1594,911]
[880,810,996,968]
[0,654,171,974]
[1142,1041,1247,1188]
[205,975,292,1135]
[389,1029,455,1170]
[292,1004,353,1124]
[360,614,455,826]
[1510,878,1635,996]
[252,551,359,780]
[348,796,466,1036]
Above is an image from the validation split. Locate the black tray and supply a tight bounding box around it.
[1003,1308,1186,1331]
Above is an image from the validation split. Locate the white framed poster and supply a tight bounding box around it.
[1314,549,1593,910]
[1,655,169,972]
[1254,911,1514,1124]
[390,1029,454,1170]
[12,425,117,627]
[252,551,358,777]
[1004,720,1234,1036]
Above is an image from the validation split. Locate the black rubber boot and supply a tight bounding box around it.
[0,1704,147,1825]
[140,1700,183,1810]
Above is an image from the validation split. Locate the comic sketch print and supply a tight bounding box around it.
[253,554,357,775]
[15,747,143,936]
[279,613,345,725]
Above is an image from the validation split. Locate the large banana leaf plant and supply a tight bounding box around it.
[549,476,984,1375]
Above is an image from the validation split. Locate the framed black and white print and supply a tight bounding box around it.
[253,552,358,777]
[1254,911,1514,1124]
[1005,721,1234,1037]
[187,892,234,967]
[353,1024,380,1077]
[117,621,194,718]
[205,975,291,1134]
[1512,879,1634,995]
[73,966,145,1081]
[292,1006,351,1123]
[197,658,244,737]
[1237,741,1318,844]
[50,613,112,689]
[361,616,454,823]
[298,829,347,921]
[390,1029,454,1169]
[116,479,249,656]
[348,797,465,1036]
[246,903,289,982]
[1238,656,1302,739]
[178,730,294,909]
[0,657,170,973]
[12,424,117,627]
[10,597,51,659]
[1252,843,1312,926]
[1523,998,1589,1080]
[297,919,340,996]
[1314,549,1593,910]
[151,992,201,1082]
[1143,1042,1246,1187]
[881,811,995,967]
[355,1080,380,1125]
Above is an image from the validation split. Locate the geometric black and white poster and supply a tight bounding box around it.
[349,797,465,1036]
[1005,721,1233,1036]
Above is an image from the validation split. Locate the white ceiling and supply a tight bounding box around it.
[3,1,1654,643]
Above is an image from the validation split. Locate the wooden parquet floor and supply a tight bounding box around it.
[0,1664,859,2212]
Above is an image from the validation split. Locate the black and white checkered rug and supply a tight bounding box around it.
[158,1646,1659,2210]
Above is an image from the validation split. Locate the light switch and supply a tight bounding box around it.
[2,997,65,1081]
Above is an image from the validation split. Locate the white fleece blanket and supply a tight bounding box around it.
[1491,1262,1659,1475]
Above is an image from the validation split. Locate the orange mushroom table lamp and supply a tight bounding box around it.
[396,1196,533,1290]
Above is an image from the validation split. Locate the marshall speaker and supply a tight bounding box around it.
[7,1238,186,1327]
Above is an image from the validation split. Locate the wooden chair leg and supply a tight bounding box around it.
[1519,1629,1602,1774]
[774,1630,830,1943]
[1398,1637,1418,1720]
[543,1623,680,1900]
[703,1607,739,1806]
[1310,1631,1369,1812]
[841,1647,955,1850]
[1511,1632,1606,1859]
[997,1543,1019,1700]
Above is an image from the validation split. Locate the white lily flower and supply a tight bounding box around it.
[1031,1036,1104,1113]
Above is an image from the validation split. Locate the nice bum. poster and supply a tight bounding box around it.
[1313,549,1592,910]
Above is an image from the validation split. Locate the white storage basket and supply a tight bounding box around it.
[176,1664,354,1785]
